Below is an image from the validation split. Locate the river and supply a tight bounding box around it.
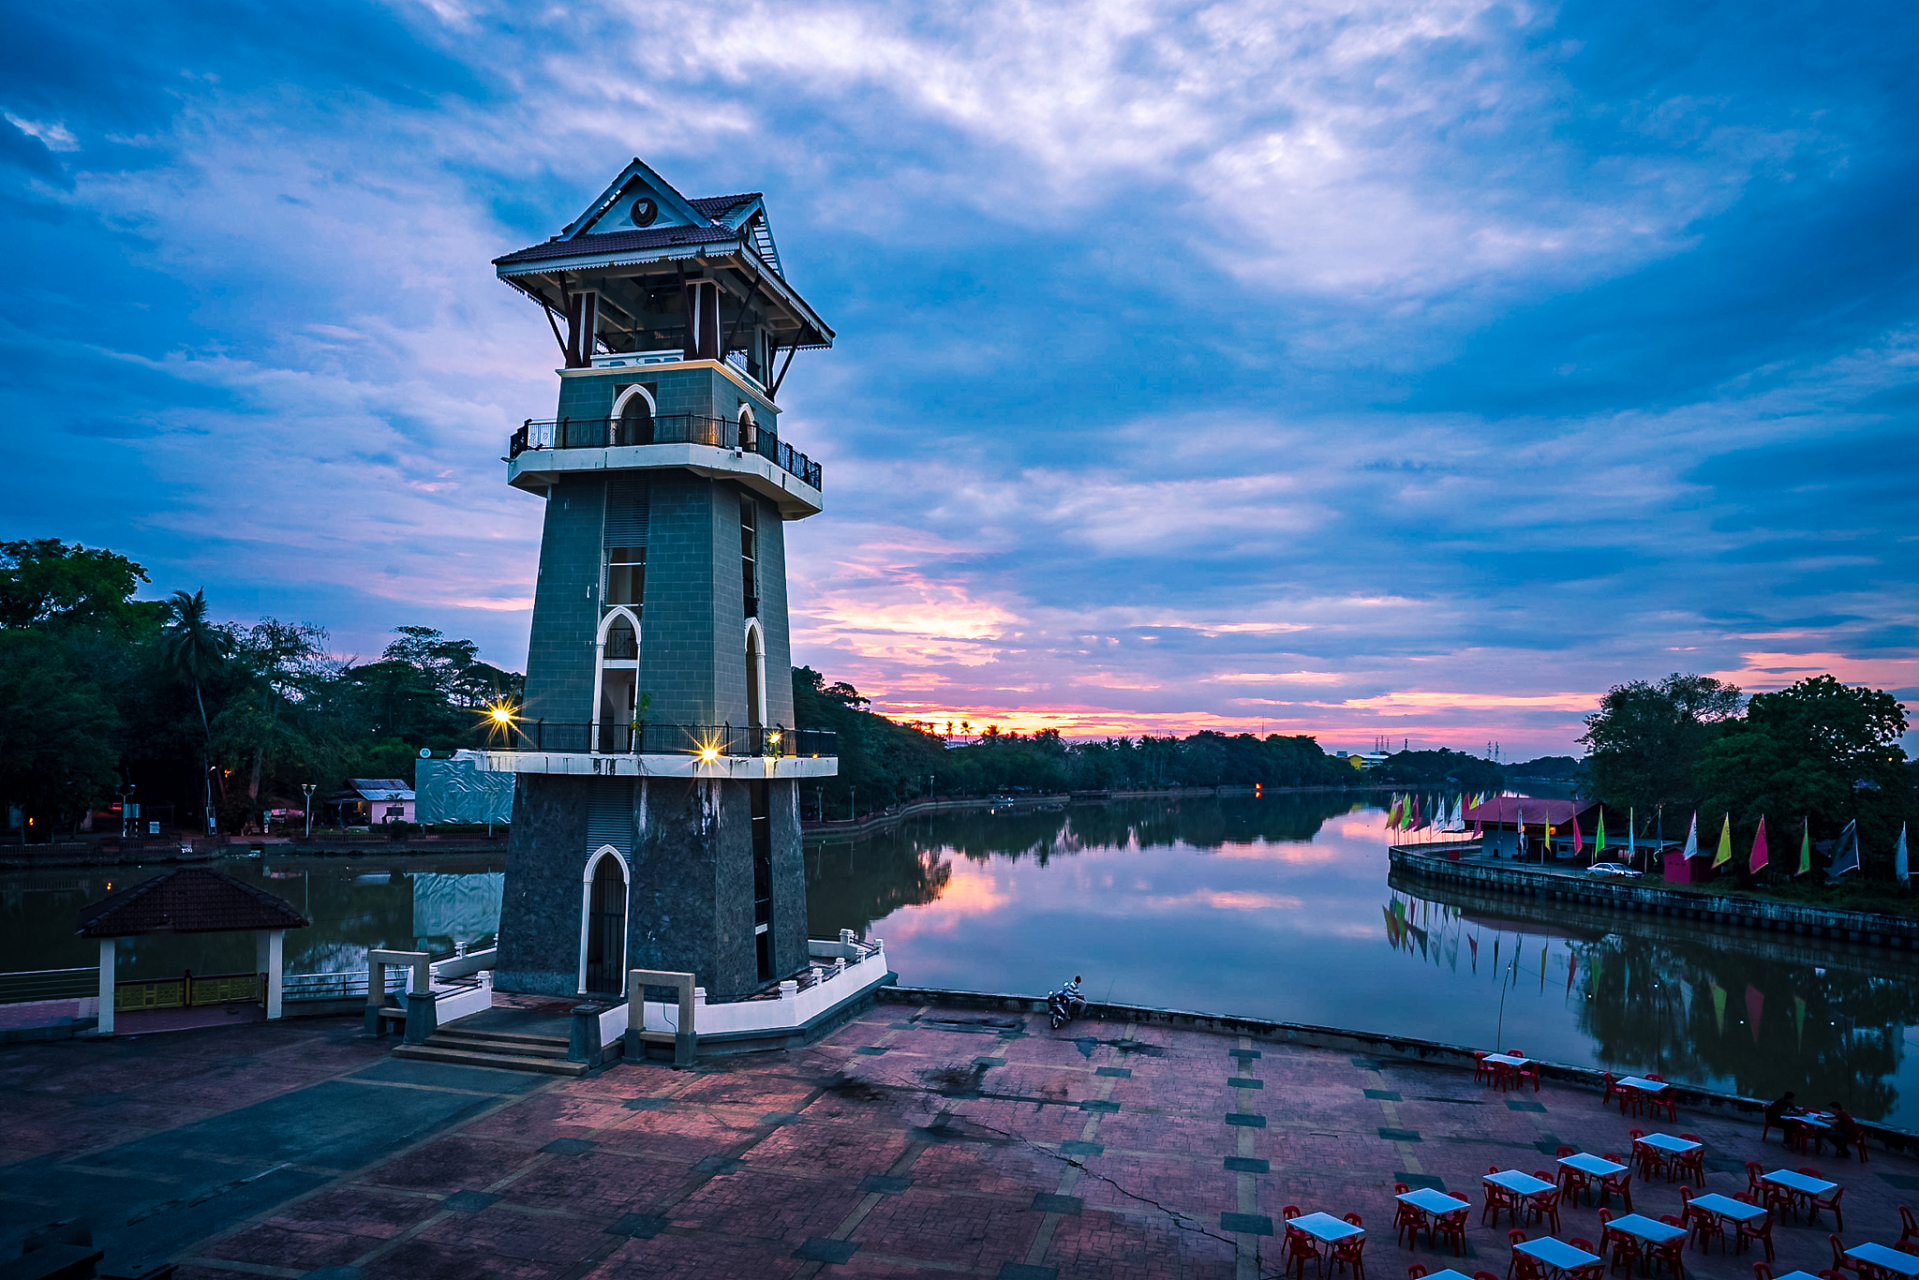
[6,794,1913,1125]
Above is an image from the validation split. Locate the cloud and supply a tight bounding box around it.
[0,0,1912,754]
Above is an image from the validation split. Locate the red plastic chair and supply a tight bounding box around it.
[1682,1186,1726,1254]
[1395,1186,1423,1248]
[1506,1229,1530,1280]
[1475,1051,1493,1087]
[1333,1219,1367,1280]
[1831,1234,1857,1277]
[1568,1239,1606,1280]
[1754,1267,1774,1280]
[1602,1073,1619,1110]
[1733,1194,1775,1262]
[1808,1182,1845,1232]
[1434,1203,1471,1258]
[1649,1217,1688,1279]
[1645,1077,1677,1122]
[1410,1269,1429,1279]
[1676,1133,1707,1186]
[1598,1160,1634,1213]
[1285,1227,1323,1280]
[1527,1187,1563,1234]
[1484,1168,1517,1226]
[1900,1206,1919,1245]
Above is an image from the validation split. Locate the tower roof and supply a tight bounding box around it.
[494,159,833,360]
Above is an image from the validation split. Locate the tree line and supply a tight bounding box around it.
[1580,672,1915,879]
[0,540,521,837]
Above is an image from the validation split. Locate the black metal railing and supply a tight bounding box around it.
[492,720,835,758]
[509,415,823,491]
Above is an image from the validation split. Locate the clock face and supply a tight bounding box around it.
[630,197,658,227]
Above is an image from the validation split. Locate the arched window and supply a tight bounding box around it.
[612,385,655,447]
[592,607,641,752]
[738,404,757,454]
[580,847,628,996]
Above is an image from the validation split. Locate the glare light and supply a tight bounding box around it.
[698,745,720,762]
[489,706,513,724]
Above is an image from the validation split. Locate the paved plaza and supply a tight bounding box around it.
[2,998,1913,1279]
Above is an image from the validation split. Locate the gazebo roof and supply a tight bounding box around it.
[76,867,310,938]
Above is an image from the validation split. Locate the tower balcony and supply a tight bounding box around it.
[506,415,823,517]
[467,721,839,779]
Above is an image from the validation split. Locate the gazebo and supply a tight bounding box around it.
[76,867,310,1035]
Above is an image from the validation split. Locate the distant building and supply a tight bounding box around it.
[330,779,415,827]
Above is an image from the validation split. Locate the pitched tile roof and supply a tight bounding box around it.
[1463,796,1597,827]
[76,867,310,938]
[688,193,761,217]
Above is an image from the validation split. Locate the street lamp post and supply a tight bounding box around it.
[116,784,136,838]
[302,783,315,839]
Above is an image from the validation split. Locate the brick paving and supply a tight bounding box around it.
[2,1001,1914,1279]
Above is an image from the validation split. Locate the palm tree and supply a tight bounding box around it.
[161,589,228,832]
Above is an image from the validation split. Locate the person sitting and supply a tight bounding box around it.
[1828,1101,1866,1158]
[1765,1092,1804,1147]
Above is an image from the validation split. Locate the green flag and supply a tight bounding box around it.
[1596,809,1607,856]
[1711,982,1727,1033]
[1712,813,1733,868]
[1797,819,1811,877]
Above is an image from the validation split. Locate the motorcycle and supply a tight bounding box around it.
[1047,978,1086,1029]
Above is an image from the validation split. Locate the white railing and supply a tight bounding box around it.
[633,934,887,1039]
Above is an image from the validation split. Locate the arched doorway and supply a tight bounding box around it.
[745,619,765,733]
[593,607,641,752]
[613,385,655,447]
[582,849,627,996]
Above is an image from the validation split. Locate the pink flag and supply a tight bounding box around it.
[1745,984,1765,1044]
[1573,809,1584,856]
[1750,816,1769,874]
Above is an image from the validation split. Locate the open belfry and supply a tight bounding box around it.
[479,159,839,1004]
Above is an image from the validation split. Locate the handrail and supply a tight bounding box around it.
[488,721,835,758]
[508,414,823,491]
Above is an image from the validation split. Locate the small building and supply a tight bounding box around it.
[1663,846,1712,883]
[330,779,415,827]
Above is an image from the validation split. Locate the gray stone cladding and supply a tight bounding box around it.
[500,360,811,1000]
[496,773,807,999]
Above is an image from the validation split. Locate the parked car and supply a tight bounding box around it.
[1585,861,1643,879]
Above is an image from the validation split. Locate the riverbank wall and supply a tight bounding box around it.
[802,782,1392,841]
[878,983,1919,1155]
[1389,845,1919,952]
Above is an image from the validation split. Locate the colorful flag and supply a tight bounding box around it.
[1750,815,1769,874]
[1794,995,1806,1047]
[1745,984,1764,1044]
[1712,813,1733,868]
[1711,981,1727,1034]
[1827,820,1860,881]
[1574,809,1584,856]
[1897,823,1909,886]
[1797,818,1811,877]
[1627,807,1636,864]
[1596,809,1607,857]
[1682,812,1698,860]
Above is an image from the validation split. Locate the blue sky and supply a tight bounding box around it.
[2,0,1915,756]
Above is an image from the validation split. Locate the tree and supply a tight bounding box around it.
[1695,675,1910,871]
[160,589,231,832]
[1581,673,1744,814]
[0,629,121,837]
[0,539,152,630]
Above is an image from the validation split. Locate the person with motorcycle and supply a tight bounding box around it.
[1048,975,1086,1028]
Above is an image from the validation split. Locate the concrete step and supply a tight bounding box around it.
[431,1027,570,1057]
[391,1042,588,1076]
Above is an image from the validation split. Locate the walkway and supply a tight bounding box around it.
[0,1002,1908,1278]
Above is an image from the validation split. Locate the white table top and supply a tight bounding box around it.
[1515,1238,1601,1270]
[1558,1153,1628,1176]
[1397,1188,1470,1215]
[1486,1053,1532,1067]
[1607,1214,1688,1244]
[1797,1113,1836,1129]
[1687,1193,1768,1223]
[1760,1169,1838,1195]
[1485,1170,1556,1196]
[1634,1133,1701,1154]
[1770,1272,1824,1280]
[1419,1272,1478,1280]
[1847,1244,1919,1278]
[1288,1212,1364,1243]
[1616,1076,1670,1092]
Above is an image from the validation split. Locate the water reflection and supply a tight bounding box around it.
[0,855,503,983]
[808,795,1919,1126]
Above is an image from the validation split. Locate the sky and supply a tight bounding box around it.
[2,0,1916,758]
